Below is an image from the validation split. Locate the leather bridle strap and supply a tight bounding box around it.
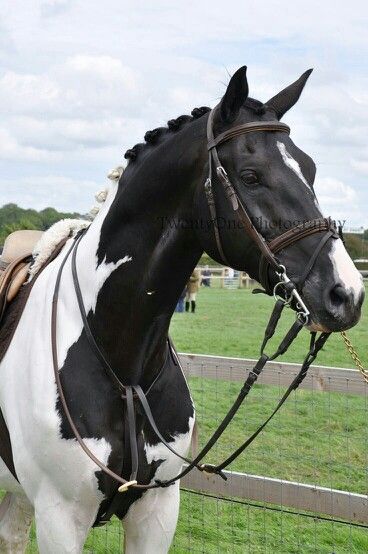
[209,331,330,475]
[52,232,197,491]
[52,237,134,489]
[267,218,335,254]
[125,386,138,481]
[51,105,337,496]
[205,106,339,294]
[208,120,291,150]
[259,218,339,293]
[71,233,126,394]
[206,107,287,272]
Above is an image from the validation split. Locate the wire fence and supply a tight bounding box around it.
[21,355,368,552]
[171,355,368,553]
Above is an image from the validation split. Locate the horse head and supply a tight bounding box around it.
[194,67,364,332]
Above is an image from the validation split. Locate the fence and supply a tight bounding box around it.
[197,266,255,289]
[24,353,368,552]
[171,353,368,553]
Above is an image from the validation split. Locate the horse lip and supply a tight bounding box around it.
[306,308,362,333]
[306,321,330,333]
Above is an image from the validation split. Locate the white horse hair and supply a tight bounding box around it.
[28,165,125,280]
[28,219,90,280]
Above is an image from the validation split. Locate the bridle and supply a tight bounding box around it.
[51,105,337,524]
[205,105,338,321]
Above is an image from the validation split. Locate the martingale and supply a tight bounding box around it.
[51,103,339,498]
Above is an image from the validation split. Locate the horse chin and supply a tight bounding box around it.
[306,321,331,333]
[306,310,362,334]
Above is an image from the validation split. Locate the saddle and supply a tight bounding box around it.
[0,230,43,324]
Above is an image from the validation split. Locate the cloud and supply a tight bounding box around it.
[40,0,73,18]
[65,55,137,89]
[350,158,368,176]
[0,71,60,115]
[0,0,367,225]
[0,175,100,213]
[315,176,362,226]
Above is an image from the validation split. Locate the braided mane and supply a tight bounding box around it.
[124,98,266,162]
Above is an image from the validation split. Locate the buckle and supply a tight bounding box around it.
[216,166,229,182]
[273,267,310,325]
[199,464,227,481]
[118,480,137,492]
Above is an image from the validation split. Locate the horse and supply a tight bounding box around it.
[0,66,364,553]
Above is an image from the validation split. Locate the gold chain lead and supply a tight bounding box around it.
[341,331,368,384]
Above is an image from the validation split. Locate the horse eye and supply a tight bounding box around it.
[241,171,259,185]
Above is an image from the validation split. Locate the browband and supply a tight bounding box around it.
[208,120,291,150]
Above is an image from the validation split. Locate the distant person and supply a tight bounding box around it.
[225,266,235,288]
[186,269,200,313]
[175,287,186,313]
[201,265,211,287]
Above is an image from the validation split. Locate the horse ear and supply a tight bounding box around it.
[220,66,249,122]
[266,69,313,119]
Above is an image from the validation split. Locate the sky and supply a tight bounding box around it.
[0,0,367,228]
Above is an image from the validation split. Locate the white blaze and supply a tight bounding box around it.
[329,239,364,303]
[277,140,321,209]
[277,141,311,188]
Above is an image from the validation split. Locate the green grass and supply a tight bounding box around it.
[188,377,367,494]
[173,491,368,553]
[8,287,368,552]
[170,285,367,368]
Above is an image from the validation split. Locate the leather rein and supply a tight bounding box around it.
[51,106,337,502]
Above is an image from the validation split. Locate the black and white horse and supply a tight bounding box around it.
[0,67,364,553]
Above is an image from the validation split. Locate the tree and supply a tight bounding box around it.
[0,204,85,246]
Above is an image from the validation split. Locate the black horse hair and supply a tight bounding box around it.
[124,98,265,162]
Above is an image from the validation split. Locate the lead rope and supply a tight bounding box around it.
[341,331,368,384]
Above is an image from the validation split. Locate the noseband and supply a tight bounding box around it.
[205,105,338,322]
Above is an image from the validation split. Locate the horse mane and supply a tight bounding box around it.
[124,98,266,162]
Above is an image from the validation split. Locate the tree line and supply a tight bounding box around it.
[1,203,367,264]
[0,203,85,246]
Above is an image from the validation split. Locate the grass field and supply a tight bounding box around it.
[12,286,368,551]
[170,285,367,368]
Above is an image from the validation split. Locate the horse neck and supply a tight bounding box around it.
[75,127,207,387]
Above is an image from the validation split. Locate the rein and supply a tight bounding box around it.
[51,106,337,499]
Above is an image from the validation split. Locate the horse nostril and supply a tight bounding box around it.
[329,284,351,307]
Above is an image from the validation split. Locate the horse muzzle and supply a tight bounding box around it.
[306,280,365,333]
